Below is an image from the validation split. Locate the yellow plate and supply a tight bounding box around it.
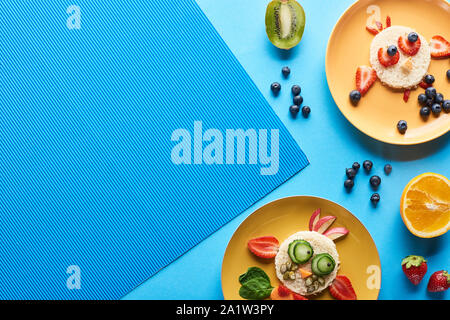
[326,0,450,145]
[222,196,381,300]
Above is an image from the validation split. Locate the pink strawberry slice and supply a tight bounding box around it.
[247,236,279,259]
[356,66,377,95]
[430,35,450,58]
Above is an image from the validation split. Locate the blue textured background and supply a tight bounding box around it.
[0,0,307,299]
[124,0,450,300]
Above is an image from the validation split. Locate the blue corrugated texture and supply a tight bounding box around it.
[0,0,308,299]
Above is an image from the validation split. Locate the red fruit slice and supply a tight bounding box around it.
[403,90,411,103]
[278,285,291,297]
[375,21,383,31]
[378,47,400,67]
[308,208,321,231]
[398,35,421,56]
[430,35,450,58]
[356,66,377,95]
[329,275,357,300]
[293,293,308,300]
[366,26,379,35]
[247,236,279,259]
[419,81,432,89]
[313,216,336,234]
[386,16,391,28]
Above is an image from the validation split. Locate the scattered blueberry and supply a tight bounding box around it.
[292,85,301,96]
[363,160,373,172]
[418,94,427,105]
[431,103,442,115]
[271,82,281,94]
[344,179,354,190]
[282,66,291,78]
[349,90,361,105]
[371,193,380,206]
[384,164,392,175]
[346,168,357,180]
[443,100,450,113]
[447,69,450,80]
[293,95,303,106]
[408,32,418,43]
[425,87,436,99]
[289,105,300,116]
[370,175,381,189]
[435,93,444,104]
[397,120,407,134]
[387,45,398,57]
[352,162,360,172]
[424,74,435,85]
[420,106,431,117]
[301,106,311,118]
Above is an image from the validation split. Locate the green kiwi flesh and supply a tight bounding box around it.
[265,0,306,50]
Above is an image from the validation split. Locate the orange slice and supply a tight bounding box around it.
[400,173,450,238]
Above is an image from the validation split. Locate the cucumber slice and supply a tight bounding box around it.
[311,253,336,276]
[293,241,313,264]
[288,240,302,263]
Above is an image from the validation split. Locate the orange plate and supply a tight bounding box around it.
[326,0,450,145]
[221,196,381,300]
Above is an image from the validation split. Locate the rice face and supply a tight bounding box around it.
[274,231,340,296]
[369,26,430,89]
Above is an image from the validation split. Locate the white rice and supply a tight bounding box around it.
[369,26,430,89]
[274,231,340,296]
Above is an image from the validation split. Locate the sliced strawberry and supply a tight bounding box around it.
[356,66,377,95]
[386,16,391,28]
[419,81,432,89]
[366,26,379,35]
[329,275,357,300]
[403,90,411,103]
[378,47,400,67]
[398,35,421,56]
[277,285,291,297]
[293,293,308,300]
[247,236,279,259]
[375,21,383,31]
[430,35,450,58]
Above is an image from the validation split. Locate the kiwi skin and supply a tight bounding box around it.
[265,0,306,50]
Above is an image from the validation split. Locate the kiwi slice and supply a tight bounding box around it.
[265,0,306,50]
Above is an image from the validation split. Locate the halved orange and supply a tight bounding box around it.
[400,173,450,238]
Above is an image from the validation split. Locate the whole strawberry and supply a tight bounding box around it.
[427,271,450,293]
[401,255,427,285]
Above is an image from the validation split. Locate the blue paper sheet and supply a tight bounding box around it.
[0,0,308,299]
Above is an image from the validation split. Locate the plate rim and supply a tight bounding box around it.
[325,0,450,146]
[221,195,382,300]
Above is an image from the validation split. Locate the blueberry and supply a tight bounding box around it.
[447,70,450,80]
[435,93,444,104]
[408,32,418,43]
[397,120,407,134]
[443,100,450,113]
[292,85,301,96]
[363,160,373,172]
[431,103,442,115]
[426,99,434,108]
[371,193,380,206]
[289,105,300,116]
[425,87,436,99]
[344,179,354,190]
[346,168,357,180]
[293,95,303,106]
[418,94,427,105]
[370,175,381,189]
[301,106,311,118]
[352,162,360,172]
[424,74,435,85]
[282,66,291,78]
[271,82,281,94]
[349,90,361,105]
[384,164,392,175]
[420,106,431,117]
[387,45,398,57]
